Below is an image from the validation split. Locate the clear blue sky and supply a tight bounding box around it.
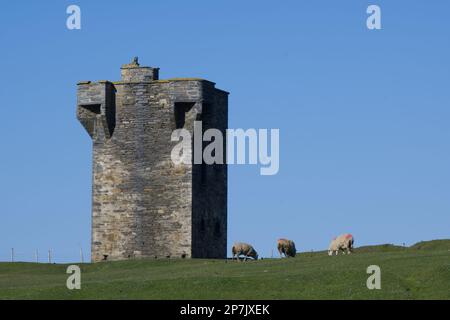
[0,1,449,262]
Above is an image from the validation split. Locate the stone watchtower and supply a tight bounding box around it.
[77,58,228,262]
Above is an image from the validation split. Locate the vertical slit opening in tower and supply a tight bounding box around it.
[174,102,195,129]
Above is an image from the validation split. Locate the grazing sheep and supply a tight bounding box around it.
[232,242,258,261]
[277,239,296,258]
[328,234,354,256]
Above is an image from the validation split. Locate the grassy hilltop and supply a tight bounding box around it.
[0,240,449,300]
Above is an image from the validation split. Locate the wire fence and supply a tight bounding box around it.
[0,243,412,263]
[0,248,87,264]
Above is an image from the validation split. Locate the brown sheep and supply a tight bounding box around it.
[277,239,296,258]
[231,242,258,261]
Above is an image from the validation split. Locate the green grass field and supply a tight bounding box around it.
[1,240,449,300]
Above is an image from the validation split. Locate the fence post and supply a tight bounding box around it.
[11,248,14,262]
[48,249,52,264]
[80,247,84,263]
[35,249,39,263]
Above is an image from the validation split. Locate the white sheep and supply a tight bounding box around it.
[328,234,354,256]
[232,242,258,261]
